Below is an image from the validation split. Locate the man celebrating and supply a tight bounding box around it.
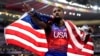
[22,3,94,56]
[27,5,69,56]
[5,3,94,56]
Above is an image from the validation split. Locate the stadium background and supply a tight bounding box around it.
[0,0,100,56]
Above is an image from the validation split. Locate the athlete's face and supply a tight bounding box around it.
[52,7,64,19]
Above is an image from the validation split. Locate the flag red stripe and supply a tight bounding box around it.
[11,23,46,38]
[67,20,83,44]
[6,39,45,56]
[88,38,93,42]
[6,29,48,48]
[81,52,93,56]
[68,48,83,55]
[84,44,93,50]
[66,20,82,50]
[68,38,80,50]
[68,48,92,56]
[84,38,94,50]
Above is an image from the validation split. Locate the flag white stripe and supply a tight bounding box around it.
[82,48,94,54]
[69,21,86,40]
[69,21,83,37]
[6,26,47,43]
[16,20,45,34]
[35,30,45,34]
[16,20,32,28]
[68,44,72,48]
[67,52,84,56]
[87,42,94,46]
[65,22,83,49]
[81,32,87,41]
[5,34,48,52]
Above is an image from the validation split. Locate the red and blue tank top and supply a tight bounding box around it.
[46,23,68,52]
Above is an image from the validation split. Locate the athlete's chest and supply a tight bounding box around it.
[51,24,68,39]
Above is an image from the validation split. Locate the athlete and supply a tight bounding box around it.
[22,3,86,56]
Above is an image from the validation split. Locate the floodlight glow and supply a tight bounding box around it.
[0,12,1,15]
[92,5,98,10]
[57,0,69,3]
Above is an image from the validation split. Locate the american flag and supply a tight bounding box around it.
[4,13,94,56]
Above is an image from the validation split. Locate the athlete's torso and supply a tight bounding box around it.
[46,23,68,52]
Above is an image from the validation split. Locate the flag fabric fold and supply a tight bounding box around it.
[4,13,94,56]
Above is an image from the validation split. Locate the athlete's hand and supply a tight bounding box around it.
[22,3,32,12]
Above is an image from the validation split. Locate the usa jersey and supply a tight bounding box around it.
[47,23,68,52]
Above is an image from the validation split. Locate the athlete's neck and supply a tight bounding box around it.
[53,17,65,27]
[58,19,64,27]
[55,19,64,27]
